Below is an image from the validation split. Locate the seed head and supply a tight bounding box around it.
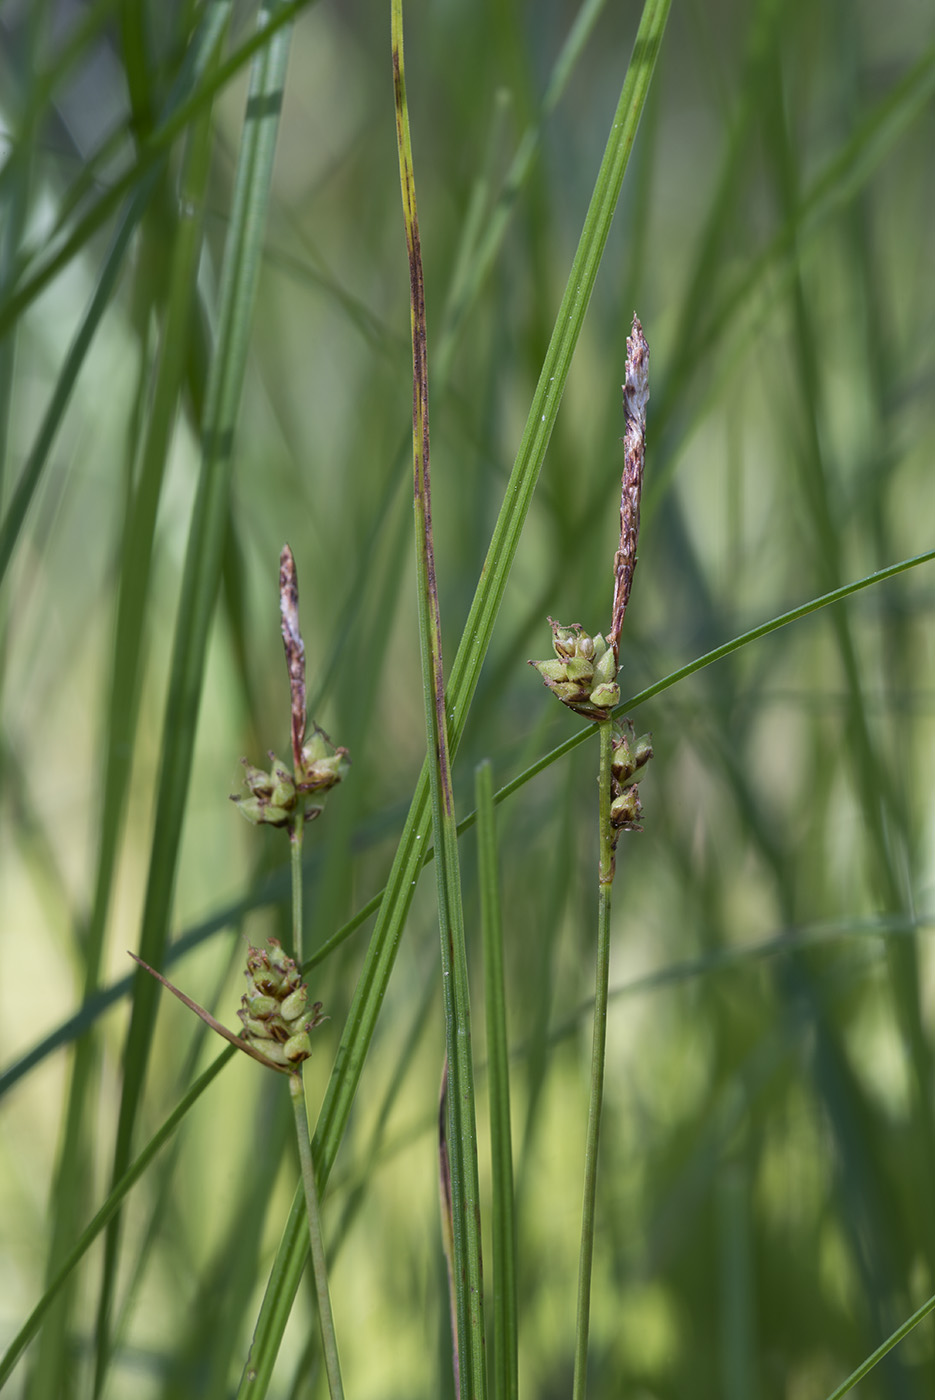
[231,547,349,827]
[529,618,620,721]
[609,722,653,835]
[238,939,326,1069]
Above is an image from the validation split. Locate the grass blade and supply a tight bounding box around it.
[26,42,221,1400]
[0,1048,234,1392]
[0,1,230,589]
[392,3,485,1392]
[3,548,929,1114]
[823,1291,935,1400]
[0,0,319,340]
[91,4,295,1388]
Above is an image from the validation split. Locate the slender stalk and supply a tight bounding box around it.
[572,719,615,1400]
[476,760,518,1400]
[822,1290,935,1400]
[291,814,305,966]
[289,1072,345,1400]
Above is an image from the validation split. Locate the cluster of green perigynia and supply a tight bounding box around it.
[296,725,349,806]
[232,755,296,827]
[610,726,653,833]
[232,728,349,827]
[238,939,325,1069]
[529,618,620,721]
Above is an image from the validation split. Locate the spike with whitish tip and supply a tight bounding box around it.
[232,549,351,828]
[609,314,649,662]
[280,544,307,772]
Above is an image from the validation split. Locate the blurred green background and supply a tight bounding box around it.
[1,1,933,1397]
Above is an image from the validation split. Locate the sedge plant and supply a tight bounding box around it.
[132,545,348,1400]
[530,316,653,1400]
[6,3,935,1397]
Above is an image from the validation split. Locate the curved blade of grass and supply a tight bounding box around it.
[652,43,935,467]
[92,4,296,1389]
[822,1292,935,1400]
[3,546,926,1105]
[0,1045,234,1392]
[435,0,608,388]
[25,38,221,1400]
[0,1,231,590]
[0,0,320,341]
[591,916,934,1026]
[5,904,926,1395]
[476,760,518,1400]
[491,547,935,804]
[3,551,926,1384]
[0,186,147,589]
[235,2,671,1393]
[0,0,115,200]
[392,4,485,1393]
[772,38,935,1252]
[0,0,162,242]
[653,0,791,441]
[0,0,39,864]
[0,5,38,506]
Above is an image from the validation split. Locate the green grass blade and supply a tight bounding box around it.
[491,549,935,805]
[3,547,929,1113]
[116,1,155,139]
[653,43,935,464]
[476,760,518,1400]
[434,0,608,387]
[3,549,924,1391]
[0,187,148,589]
[822,1291,935,1400]
[91,4,295,1388]
[0,0,231,590]
[0,0,318,340]
[0,1047,234,1393]
[0,9,37,507]
[392,3,485,1392]
[25,73,220,1400]
[771,25,935,1187]
[5,7,933,1392]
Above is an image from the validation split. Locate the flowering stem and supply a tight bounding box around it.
[290,812,305,967]
[572,718,615,1400]
[289,1071,345,1400]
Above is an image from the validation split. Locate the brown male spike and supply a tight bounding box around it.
[609,314,650,663]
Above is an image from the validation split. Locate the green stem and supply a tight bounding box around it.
[289,1071,345,1400]
[290,813,304,966]
[476,760,518,1400]
[822,1290,935,1400]
[572,719,615,1400]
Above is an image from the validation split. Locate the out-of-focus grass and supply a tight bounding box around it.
[0,2,933,1398]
